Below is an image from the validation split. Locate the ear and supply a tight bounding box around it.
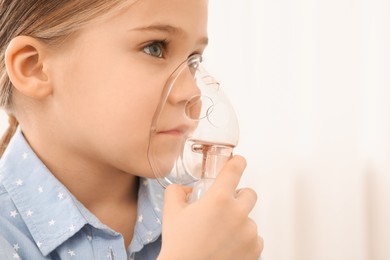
[4,36,52,99]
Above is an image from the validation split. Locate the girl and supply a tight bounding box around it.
[0,0,263,259]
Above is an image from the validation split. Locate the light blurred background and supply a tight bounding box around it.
[1,0,390,259]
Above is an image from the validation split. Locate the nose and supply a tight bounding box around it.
[167,65,201,105]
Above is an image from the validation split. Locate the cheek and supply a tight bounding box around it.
[60,58,160,125]
[149,134,185,175]
[51,49,170,175]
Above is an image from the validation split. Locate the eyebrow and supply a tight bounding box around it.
[131,23,209,46]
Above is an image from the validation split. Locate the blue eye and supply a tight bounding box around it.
[143,41,167,58]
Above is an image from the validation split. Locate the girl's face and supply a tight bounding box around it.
[46,0,209,177]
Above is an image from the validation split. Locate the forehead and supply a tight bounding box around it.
[114,0,208,36]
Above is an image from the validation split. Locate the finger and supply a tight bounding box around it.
[235,188,258,213]
[245,219,263,258]
[212,155,247,192]
[255,235,264,258]
[164,184,192,211]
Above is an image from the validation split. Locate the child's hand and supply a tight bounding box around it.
[158,155,263,260]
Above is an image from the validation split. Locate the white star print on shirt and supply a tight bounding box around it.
[13,253,20,259]
[22,152,28,160]
[138,214,143,223]
[13,243,20,251]
[15,179,23,186]
[26,210,33,217]
[69,224,76,232]
[58,192,64,200]
[10,210,18,218]
[37,241,42,248]
[38,186,43,193]
[68,250,76,256]
[49,219,56,226]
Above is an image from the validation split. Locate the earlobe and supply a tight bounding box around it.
[5,36,52,100]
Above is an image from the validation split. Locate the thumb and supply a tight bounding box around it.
[164,184,192,211]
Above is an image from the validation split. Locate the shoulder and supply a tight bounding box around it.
[0,205,47,259]
[0,234,19,259]
[0,182,22,227]
[0,183,18,223]
[0,182,36,253]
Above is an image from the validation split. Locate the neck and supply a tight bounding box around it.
[22,129,140,209]
[23,128,140,247]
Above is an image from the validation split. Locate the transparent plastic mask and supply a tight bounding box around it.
[148,54,239,202]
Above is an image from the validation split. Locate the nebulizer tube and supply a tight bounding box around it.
[186,141,234,203]
[148,54,239,202]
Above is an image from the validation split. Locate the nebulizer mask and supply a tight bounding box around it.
[148,54,239,202]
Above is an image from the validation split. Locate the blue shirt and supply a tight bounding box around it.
[0,128,164,260]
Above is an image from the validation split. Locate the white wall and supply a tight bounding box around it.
[1,1,390,259]
[206,1,390,260]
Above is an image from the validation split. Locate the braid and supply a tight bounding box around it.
[0,115,18,158]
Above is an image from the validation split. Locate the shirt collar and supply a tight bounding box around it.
[0,128,164,256]
[129,178,164,253]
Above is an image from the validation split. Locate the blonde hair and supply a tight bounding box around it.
[0,0,131,157]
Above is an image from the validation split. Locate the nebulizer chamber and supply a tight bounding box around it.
[148,54,239,202]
